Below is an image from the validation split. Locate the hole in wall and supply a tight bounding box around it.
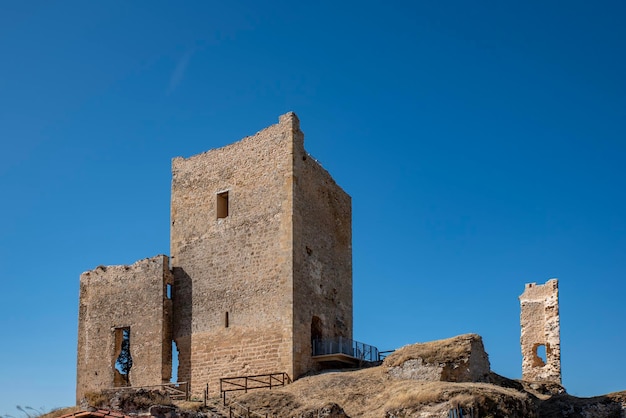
[114,327,132,386]
[225,311,229,328]
[537,344,547,363]
[532,343,547,367]
[171,340,179,383]
[166,283,172,299]
[217,191,229,219]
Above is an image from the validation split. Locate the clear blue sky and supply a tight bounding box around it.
[1,0,624,413]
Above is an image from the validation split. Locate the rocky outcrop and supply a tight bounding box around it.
[294,403,350,418]
[384,334,490,383]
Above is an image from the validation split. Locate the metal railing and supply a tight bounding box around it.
[312,337,379,363]
[227,400,276,418]
[220,372,291,405]
[377,350,395,361]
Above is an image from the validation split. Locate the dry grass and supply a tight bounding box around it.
[171,400,206,411]
[38,407,81,418]
[83,389,173,411]
[52,371,625,417]
[228,365,535,418]
[384,334,481,367]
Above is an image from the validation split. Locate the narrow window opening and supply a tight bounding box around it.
[170,340,179,383]
[114,327,132,386]
[166,283,172,300]
[225,311,229,328]
[217,191,229,219]
[533,344,547,367]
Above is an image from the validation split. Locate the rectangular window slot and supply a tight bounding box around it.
[225,311,229,328]
[217,191,229,219]
[166,283,172,300]
[114,327,132,387]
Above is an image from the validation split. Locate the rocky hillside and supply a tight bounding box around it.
[69,334,625,418]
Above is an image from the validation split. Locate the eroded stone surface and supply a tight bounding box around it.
[385,334,491,383]
[76,256,173,401]
[519,279,561,384]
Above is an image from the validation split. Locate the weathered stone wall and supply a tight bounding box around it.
[384,334,491,383]
[519,279,561,384]
[76,255,173,401]
[292,129,352,378]
[170,113,300,396]
[77,112,353,400]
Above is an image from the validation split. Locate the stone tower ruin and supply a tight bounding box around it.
[76,112,353,401]
[519,278,561,384]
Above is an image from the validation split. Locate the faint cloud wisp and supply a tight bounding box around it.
[167,50,194,95]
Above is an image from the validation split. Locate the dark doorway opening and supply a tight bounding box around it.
[311,316,323,341]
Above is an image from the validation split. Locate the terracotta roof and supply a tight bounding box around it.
[59,410,133,418]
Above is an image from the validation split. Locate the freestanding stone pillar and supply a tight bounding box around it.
[519,278,561,384]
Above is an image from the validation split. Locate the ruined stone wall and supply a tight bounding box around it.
[519,278,561,384]
[76,255,173,402]
[170,113,299,396]
[77,113,353,400]
[292,134,352,378]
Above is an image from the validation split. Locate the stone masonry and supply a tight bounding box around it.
[77,112,352,401]
[519,278,561,384]
[77,256,174,400]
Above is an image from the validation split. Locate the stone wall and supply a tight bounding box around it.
[170,113,299,396]
[292,129,352,378]
[519,279,561,384]
[77,112,353,400]
[76,255,173,401]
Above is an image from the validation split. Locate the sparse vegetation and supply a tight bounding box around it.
[44,337,626,417]
[38,407,80,418]
[384,334,481,367]
[227,366,537,417]
[2,406,79,418]
[84,389,173,412]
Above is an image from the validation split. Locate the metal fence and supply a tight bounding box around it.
[220,372,291,405]
[312,337,379,363]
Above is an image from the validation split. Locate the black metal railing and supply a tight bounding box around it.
[377,350,395,361]
[312,337,379,363]
[220,372,291,405]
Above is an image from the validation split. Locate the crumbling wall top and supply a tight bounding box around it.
[519,278,561,385]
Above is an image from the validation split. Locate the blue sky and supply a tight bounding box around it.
[1,0,625,413]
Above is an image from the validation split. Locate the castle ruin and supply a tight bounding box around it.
[76,112,353,401]
[519,278,561,384]
[76,111,562,403]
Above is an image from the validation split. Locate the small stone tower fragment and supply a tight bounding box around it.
[519,278,561,384]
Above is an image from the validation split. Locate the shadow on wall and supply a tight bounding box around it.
[172,267,192,384]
